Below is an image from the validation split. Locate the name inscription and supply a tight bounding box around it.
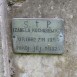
[12,18,64,54]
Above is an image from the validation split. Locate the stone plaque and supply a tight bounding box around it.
[12,18,64,54]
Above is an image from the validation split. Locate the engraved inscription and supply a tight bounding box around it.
[12,18,64,54]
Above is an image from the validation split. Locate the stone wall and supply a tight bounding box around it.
[0,24,4,77]
[1,0,77,77]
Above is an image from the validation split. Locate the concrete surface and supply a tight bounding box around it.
[0,28,4,77]
[1,0,77,77]
[0,1,4,77]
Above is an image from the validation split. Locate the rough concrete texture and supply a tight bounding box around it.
[0,19,4,77]
[0,49,3,77]
[0,32,4,77]
[7,0,77,77]
[0,3,4,76]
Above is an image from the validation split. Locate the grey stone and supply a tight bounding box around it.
[6,0,77,77]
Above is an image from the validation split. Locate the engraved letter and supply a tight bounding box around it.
[36,20,39,28]
[47,20,51,28]
[24,21,28,28]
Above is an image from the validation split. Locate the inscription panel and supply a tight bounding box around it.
[12,18,64,54]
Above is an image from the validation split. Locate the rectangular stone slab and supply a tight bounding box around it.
[12,18,64,54]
